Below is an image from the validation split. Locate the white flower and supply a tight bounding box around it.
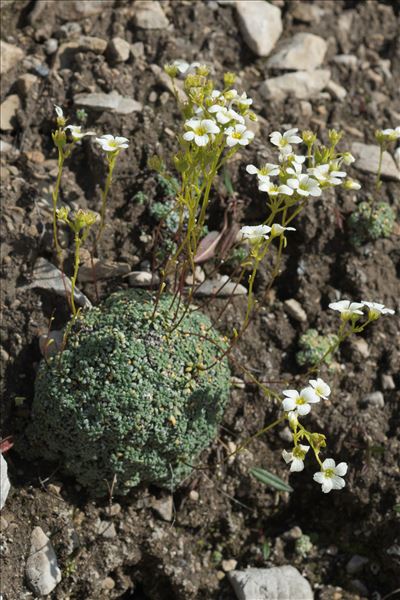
[240,225,271,241]
[313,458,348,493]
[259,180,293,196]
[282,444,310,472]
[209,105,244,125]
[66,125,96,141]
[308,163,346,186]
[328,300,364,320]
[270,224,296,237]
[225,124,254,147]
[309,378,331,400]
[270,128,302,154]
[282,387,320,416]
[96,134,129,152]
[246,163,280,182]
[377,126,400,142]
[54,105,64,118]
[343,178,361,190]
[234,91,253,108]
[183,118,220,146]
[362,301,395,320]
[172,59,200,75]
[342,152,355,165]
[286,155,306,175]
[287,174,322,197]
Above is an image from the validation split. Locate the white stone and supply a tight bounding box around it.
[133,0,169,29]
[381,374,395,390]
[0,40,24,74]
[78,259,130,282]
[260,69,331,101]
[26,527,62,596]
[128,271,160,287]
[194,274,247,297]
[267,33,327,71]
[351,142,399,180]
[0,454,11,510]
[291,2,323,23]
[229,566,313,600]
[362,391,384,409]
[0,95,21,131]
[107,37,131,63]
[333,54,358,69]
[284,299,307,323]
[326,80,347,101]
[222,559,238,572]
[235,1,282,57]
[151,495,173,522]
[96,520,117,538]
[74,90,142,114]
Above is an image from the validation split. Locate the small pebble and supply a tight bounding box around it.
[362,391,384,409]
[222,559,237,572]
[189,490,199,502]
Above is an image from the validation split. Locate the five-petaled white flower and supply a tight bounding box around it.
[313,458,348,493]
[234,91,253,108]
[66,125,96,141]
[342,152,355,165]
[225,124,254,147]
[259,180,293,196]
[309,378,331,400]
[308,163,346,186]
[282,387,320,416]
[328,300,364,320]
[285,155,306,175]
[282,444,310,472]
[270,224,296,237]
[362,301,395,320]
[172,59,200,75]
[240,225,271,241]
[287,174,322,197]
[183,118,220,146]
[270,128,302,155]
[246,163,280,182]
[208,104,244,125]
[96,134,129,152]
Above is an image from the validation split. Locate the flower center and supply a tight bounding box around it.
[195,126,207,136]
[232,132,243,140]
[296,396,306,405]
[324,468,334,478]
[293,447,305,459]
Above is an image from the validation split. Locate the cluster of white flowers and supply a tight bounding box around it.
[182,88,255,148]
[240,223,295,242]
[245,127,361,199]
[54,106,129,154]
[281,378,349,493]
[376,126,400,143]
[329,299,395,320]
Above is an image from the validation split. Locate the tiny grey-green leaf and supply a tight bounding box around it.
[250,467,293,492]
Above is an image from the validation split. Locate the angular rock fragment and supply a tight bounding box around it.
[229,566,313,600]
[0,40,24,74]
[351,143,399,180]
[74,90,142,114]
[267,33,327,71]
[27,257,91,308]
[0,454,11,510]
[25,527,62,596]
[194,275,247,297]
[235,1,282,57]
[260,70,331,101]
[133,0,169,29]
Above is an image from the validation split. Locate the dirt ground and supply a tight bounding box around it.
[1,1,399,599]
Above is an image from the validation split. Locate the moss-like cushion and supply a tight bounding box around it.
[27,289,230,496]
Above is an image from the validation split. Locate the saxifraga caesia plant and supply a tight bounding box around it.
[30,64,396,496]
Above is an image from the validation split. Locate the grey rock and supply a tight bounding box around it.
[0,454,11,510]
[16,73,39,98]
[346,555,369,575]
[131,41,145,60]
[39,329,64,358]
[96,520,117,539]
[0,40,25,74]
[194,275,247,297]
[381,374,395,390]
[229,566,313,600]
[284,299,307,323]
[282,526,302,541]
[260,70,331,101]
[74,90,142,114]
[133,0,169,29]
[27,257,91,308]
[25,527,62,596]
[44,38,58,55]
[352,338,370,359]
[0,95,21,131]
[326,80,347,101]
[222,559,238,572]
[278,427,293,443]
[362,391,384,409]
[56,0,112,20]
[333,54,358,69]
[151,495,174,522]
[55,36,107,69]
[236,1,282,57]
[291,2,323,23]
[351,142,399,180]
[107,37,131,63]
[0,140,15,153]
[267,33,327,71]
[78,259,130,283]
[128,271,160,287]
